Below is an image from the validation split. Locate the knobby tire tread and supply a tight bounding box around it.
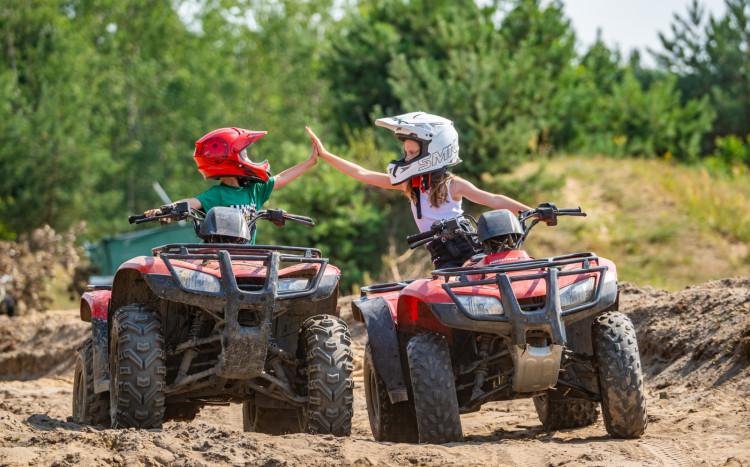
[533,394,599,431]
[407,333,463,444]
[364,344,418,442]
[301,315,354,436]
[593,311,648,439]
[72,338,110,426]
[110,304,166,429]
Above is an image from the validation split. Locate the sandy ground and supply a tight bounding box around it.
[0,279,748,466]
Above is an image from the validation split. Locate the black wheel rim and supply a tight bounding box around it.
[367,367,380,426]
[73,362,84,421]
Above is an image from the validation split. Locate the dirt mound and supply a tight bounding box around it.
[0,280,748,466]
[0,309,89,381]
[621,277,750,392]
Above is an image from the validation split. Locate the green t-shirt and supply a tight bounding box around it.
[195,179,275,243]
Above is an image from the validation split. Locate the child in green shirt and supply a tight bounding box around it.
[145,127,318,243]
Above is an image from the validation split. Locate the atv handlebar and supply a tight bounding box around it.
[406,217,478,250]
[514,203,586,249]
[250,209,315,228]
[406,228,437,245]
[129,202,197,225]
[518,203,586,227]
[404,203,587,252]
[128,213,148,223]
[129,204,315,232]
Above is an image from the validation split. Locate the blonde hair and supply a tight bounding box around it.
[402,172,454,208]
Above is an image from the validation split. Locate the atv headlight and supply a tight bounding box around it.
[560,277,595,309]
[455,295,504,317]
[173,267,221,293]
[277,278,310,292]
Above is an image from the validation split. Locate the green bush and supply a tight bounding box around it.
[705,135,750,172]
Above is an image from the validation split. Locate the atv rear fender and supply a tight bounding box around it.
[352,295,409,403]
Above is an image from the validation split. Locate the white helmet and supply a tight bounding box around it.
[377,112,461,185]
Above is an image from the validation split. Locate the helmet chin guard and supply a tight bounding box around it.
[194,127,272,183]
[377,112,461,186]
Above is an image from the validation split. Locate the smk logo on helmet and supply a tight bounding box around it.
[417,140,460,172]
[193,127,272,183]
[377,112,461,186]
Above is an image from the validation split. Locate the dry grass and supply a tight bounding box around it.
[518,156,750,291]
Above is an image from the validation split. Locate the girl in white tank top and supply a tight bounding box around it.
[305,124,531,266]
[409,177,463,232]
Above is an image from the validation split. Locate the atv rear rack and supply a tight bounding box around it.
[359,278,429,297]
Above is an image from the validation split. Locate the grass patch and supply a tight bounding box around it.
[513,156,750,291]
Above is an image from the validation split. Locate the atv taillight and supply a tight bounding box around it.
[397,296,453,341]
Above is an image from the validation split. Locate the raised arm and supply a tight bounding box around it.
[306,126,396,190]
[273,140,318,190]
[451,177,531,213]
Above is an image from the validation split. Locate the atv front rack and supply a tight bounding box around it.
[146,243,332,381]
[155,243,328,300]
[434,252,610,327]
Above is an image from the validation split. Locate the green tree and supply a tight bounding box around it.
[388,0,577,175]
[321,0,492,136]
[582,70,714,161]
[653,0,750,143]
[0,0,99,237]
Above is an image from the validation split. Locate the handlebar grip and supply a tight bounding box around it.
[291,215,314,224]
[134,217,155,224]
[129,214,147,224]
[407,229,436,244]
[557,207,582,213]
[408,237,433,250]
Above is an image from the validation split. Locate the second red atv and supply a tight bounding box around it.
[353,203,647,443]
[72,202,353,435]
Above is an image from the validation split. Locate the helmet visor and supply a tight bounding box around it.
[239,147,251,163]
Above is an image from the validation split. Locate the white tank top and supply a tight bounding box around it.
[410,178,464,232]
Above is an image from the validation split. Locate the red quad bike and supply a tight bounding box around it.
[353,203,647,444]
[72,202,354,435]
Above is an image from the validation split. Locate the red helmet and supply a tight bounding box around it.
[193,127,271,182]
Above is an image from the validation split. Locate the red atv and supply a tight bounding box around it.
[72,202,353,435]
[353,203,647,443]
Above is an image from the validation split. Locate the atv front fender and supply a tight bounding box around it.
[80,289,111,394]
[352,296,408,403]
[80,289,111,322]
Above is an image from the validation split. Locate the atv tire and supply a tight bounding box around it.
[109,304,166,429]
[407,332,463,444]
[0,296,15,317]
[300,315,354,436]
[242,401,303,435]
[533,394,599,431]
[364,344,418,442]
[72,338,110,426]
[592,311,647,439]
[164,403,201,422]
